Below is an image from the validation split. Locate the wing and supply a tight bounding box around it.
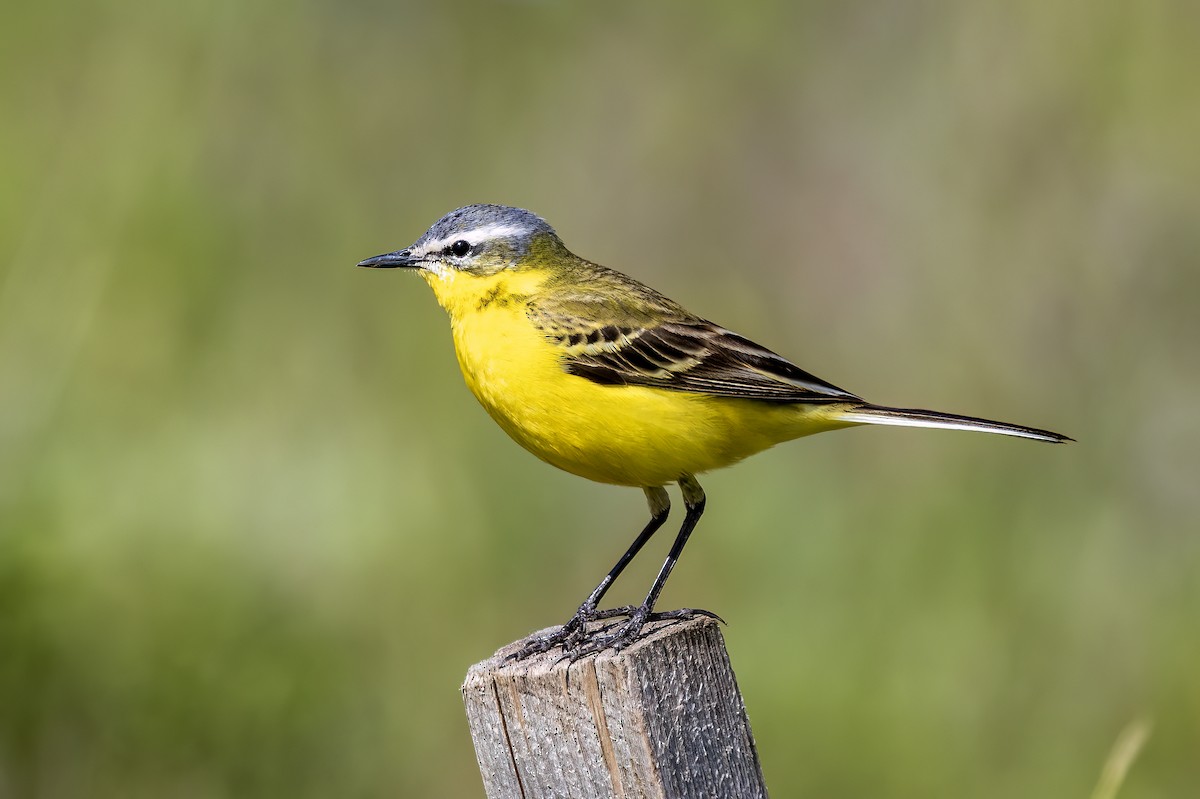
[529,281,859,404]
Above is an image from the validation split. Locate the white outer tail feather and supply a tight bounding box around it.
[836,405,1070,443]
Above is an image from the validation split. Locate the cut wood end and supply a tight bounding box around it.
[463,616,721,684]
[461,616,767,798]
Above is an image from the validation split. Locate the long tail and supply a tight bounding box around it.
[835,404,1072,443]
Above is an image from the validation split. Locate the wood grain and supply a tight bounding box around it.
[462,618,767,799]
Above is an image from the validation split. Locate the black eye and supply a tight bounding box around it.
[449,240,471,257]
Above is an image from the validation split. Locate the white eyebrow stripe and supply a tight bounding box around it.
[425,222,532,252]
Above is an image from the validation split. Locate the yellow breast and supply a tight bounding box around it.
[420,268,845,487]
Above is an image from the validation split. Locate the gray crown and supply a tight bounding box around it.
[416,204,556,251]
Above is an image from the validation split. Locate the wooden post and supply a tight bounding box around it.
[462,617,768,799]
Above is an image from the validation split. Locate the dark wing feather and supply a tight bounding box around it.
[527,262,858,403]
[544,317,858,404]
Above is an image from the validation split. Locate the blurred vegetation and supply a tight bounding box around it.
[1,1,1197,797]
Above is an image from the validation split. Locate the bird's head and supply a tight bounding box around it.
[358,204,565,281]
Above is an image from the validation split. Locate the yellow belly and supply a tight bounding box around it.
[447,300,848,487]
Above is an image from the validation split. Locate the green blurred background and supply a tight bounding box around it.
[1,1,1197,796]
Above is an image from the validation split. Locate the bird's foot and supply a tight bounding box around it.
[506,603,638,662]
[559,606,724,662]
[507,605,723,662]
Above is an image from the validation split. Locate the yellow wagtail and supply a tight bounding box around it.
[359,204,1070,657]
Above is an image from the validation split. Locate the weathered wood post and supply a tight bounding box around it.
[462,617,768,798]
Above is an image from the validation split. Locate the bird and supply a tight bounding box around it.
[358,204,1070,658]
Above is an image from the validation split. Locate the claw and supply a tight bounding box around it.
[563,607,722,660]
[507,606,723,662]
[648,607,726,625]
[588,605,637,621]
[506,603,639,661]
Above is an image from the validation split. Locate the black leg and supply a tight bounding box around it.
[566,475,712,658]
[575,486,671,616]
[638,475,705,617]
[509,487,670,660]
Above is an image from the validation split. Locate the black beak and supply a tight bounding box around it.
[357,249,420,269]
